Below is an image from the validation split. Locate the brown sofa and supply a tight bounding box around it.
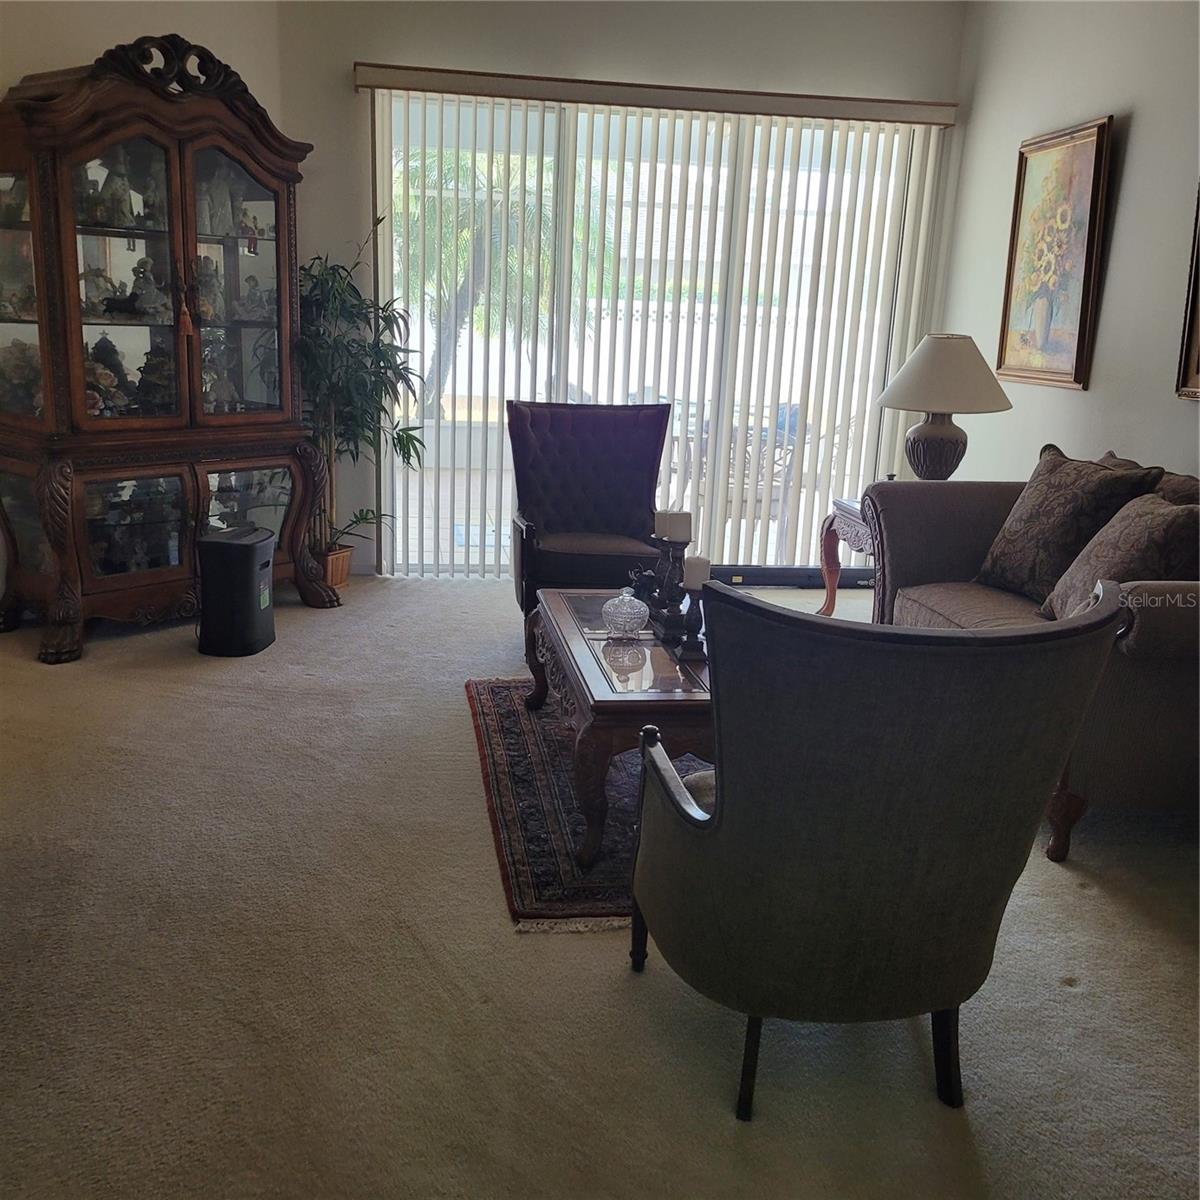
[861,478,1199,862]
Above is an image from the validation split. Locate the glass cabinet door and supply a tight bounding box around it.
[0,170,47,421]
[70,136,183,422]
[189,145,282,419]
[205,464,293,549]
[81,473,189,582]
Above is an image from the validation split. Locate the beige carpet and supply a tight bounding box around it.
[1,578,1195,1200]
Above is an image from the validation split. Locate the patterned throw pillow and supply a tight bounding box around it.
[1099,451,1200,507]
[1040,494,1200,618]
[976,444,1164,602]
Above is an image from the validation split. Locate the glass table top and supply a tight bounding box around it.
[561,591,708,696]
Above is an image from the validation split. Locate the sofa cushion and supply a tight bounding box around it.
[1040,494,1200,619]
[683,769,717,816]
[1099,451,1200,507]
[895,582,1046,631]
[976,444,1164,602]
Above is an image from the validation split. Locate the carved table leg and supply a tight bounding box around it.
[524,610,549,711]
[574,722,614,869]
[818,512,841,617]
[35,459,84,664]
[1045,780,1088,863]
[291,441,342,609]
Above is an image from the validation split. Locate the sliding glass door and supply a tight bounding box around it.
[379,91,946,576]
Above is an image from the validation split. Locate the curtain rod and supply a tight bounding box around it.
[352,62,957,128]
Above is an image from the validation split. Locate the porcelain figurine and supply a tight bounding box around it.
[99,146,135,228]
[207,161,236,237]
[129,258,170,321]
[205,373,241,414]
[233,274,267,320]
[196,181,214,237]
[142,160,168,229]
[9,284,37,321]
[195,255,226,323]
[228,178,246,236]
[84,179,105,225]
[128,537,150,573]
[81,267,117,315]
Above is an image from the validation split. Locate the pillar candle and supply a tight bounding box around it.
[655,509,692,542]
[682,556,711,591]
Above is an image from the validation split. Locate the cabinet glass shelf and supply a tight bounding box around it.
[76,222,169,239]
[81,317,174,328]
[198,234,277,246]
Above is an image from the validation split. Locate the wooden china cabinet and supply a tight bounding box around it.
[0,34,339,664]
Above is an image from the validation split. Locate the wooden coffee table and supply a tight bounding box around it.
[524,589,714,868]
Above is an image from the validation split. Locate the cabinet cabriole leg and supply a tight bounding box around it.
[35,458,85,663]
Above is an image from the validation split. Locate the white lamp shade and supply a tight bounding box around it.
[877,334,1012,415]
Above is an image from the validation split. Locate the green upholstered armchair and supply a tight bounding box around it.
[630,580,1124,1120]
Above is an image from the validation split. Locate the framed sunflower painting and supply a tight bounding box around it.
[997,116,1113,388]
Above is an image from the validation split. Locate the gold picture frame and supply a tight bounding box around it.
[1177,183,1200,400]
[996,116,1112,389]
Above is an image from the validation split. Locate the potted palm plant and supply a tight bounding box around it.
[295,221,422,587]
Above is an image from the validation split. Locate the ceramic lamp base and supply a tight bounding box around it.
[904,412,968,480]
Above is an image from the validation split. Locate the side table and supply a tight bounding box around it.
[818,498,874,617]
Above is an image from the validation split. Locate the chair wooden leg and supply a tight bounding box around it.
[736,1016,762,1121]
[931,1008,963,1108]
[630,899,647,972]
[1045,783,1087,863]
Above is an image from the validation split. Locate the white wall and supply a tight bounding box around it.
[0,2,283,110]
[942,0,1200,480]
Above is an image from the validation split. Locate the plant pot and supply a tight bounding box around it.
[315,545,353,588]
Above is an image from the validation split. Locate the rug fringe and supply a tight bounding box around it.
[514,917,631,934]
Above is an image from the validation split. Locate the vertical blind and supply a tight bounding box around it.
[374,90,947,576]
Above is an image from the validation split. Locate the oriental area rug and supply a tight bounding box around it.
[466,678,709,931]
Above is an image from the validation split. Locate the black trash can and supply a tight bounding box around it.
[197,526,276,657]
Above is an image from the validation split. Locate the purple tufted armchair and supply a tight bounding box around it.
[506,400,669,628]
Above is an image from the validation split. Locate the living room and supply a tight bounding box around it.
[0,2,1196,1197]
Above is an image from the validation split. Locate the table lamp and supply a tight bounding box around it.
[877,334,1011,479]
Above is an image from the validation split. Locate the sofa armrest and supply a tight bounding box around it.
[862,480,1025,623]
[1118,581,1200,661]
